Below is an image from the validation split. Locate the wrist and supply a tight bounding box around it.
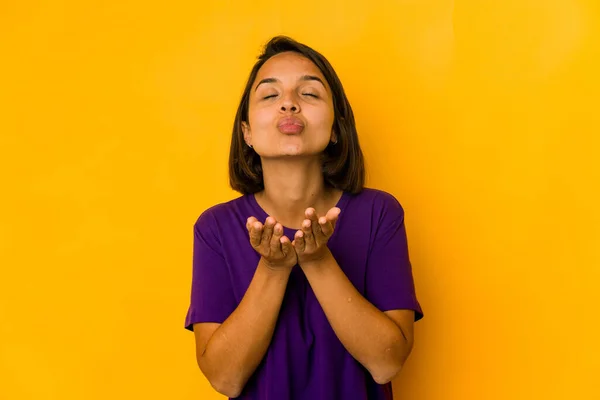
[299,247,334,269]
[258,257,294,276]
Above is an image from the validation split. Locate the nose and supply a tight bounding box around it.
[280,104,297,112]
[280,92,299,113]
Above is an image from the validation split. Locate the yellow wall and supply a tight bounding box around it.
[1,1,599,399]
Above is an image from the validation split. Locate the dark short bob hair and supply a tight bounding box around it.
[229,36,365,195]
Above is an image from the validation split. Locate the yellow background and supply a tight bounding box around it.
[1,1,599,399]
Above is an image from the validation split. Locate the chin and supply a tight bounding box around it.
[258,141,327,158]
[278,143,304,155]
[261,149,314,159]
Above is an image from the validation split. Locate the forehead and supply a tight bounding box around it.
[254,52,328,86]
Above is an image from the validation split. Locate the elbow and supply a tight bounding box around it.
[210,379,243,398]
[202,371,244,398]
[371,363,403,385]
[370,341,413,385]
[197,358,244,398]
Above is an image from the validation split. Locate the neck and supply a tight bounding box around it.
[256,157,337,229]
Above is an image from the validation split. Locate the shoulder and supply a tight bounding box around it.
[193,195,247,233]
[352,187,405,219]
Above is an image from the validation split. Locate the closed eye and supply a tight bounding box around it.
[263,94,277,100]
[302,93,318,98]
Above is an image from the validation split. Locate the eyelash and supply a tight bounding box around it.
[262,93,318,100]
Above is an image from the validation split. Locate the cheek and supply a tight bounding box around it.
[308,107,335,131]
[248,106,273,130]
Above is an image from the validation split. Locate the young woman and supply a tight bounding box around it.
[184,36,423,400]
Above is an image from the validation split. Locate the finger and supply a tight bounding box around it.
[318,215,334,237]
[293,230,305,253]
[269,223,283,254]
[261,216,275,244]
[302,219,315,247]
[306,208,325,240]
[281,235,294,258]
[246,216,258,232]
[326,207,341,229]
[249,221,263,247]
[305,207,319,223]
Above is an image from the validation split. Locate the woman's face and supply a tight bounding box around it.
[242,52,336,159]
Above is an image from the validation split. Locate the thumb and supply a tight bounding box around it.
[326,207,341,228]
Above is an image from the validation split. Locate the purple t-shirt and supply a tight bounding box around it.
[185,187,423,399]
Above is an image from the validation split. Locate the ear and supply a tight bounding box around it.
[331,130,338,144]
[242,121,252,147]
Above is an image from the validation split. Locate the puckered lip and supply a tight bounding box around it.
[277,116,304,128]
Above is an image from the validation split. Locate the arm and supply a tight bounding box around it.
[194,259,291,398]
[292,205,418,384]
[300,250,414,384]
[192,215,297,398]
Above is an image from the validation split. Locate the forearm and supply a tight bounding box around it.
[301,251,412,384]
[200,259,290,396]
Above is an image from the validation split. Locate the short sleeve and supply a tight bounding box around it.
[365,193,423,321]
[184,210,237,331]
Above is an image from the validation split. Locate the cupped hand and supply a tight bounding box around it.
[246,216,297,270]
[292,207,341,265]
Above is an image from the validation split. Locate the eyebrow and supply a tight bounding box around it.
[254,75,326,91]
